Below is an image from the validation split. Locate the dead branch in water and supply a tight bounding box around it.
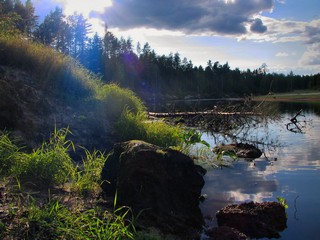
[148,110,261,118]
[286,109,306,133]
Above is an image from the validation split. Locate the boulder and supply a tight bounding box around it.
[206,226,248,240]
[101,140,206,238]
[216,201,287,239]
[214,143,262,159]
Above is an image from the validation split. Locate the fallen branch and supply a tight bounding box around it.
[286,109,306,133]
[148,110,260,118]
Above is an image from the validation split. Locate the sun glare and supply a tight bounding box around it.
[61,0,112,17]
[55,0,112,35]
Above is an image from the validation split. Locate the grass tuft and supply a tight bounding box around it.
[115,108,183,148]
[0,129,140,239]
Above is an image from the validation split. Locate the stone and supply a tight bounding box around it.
[216,201,287,239]
[214,143,262,159]
[206,226,248,240]
[101,140,206,239]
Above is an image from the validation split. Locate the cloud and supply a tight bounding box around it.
[299,43,320,65]
[303,20,320,44]
[276,52,289,57]
[250,18,268,33]
[277,0,286,4]
[97,0,274,35]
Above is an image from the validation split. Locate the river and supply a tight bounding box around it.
[198,101,320,239]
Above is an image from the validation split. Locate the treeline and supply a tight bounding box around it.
[1,0,320,100]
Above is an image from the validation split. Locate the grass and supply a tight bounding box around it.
[13,128,75,186]
[0,35,144,119]
[70,149,106,196]
[114,108,183,148]
[0,129,139,239]
[0,35,181,147]
[0,132,21,175]
[0,34,185,239]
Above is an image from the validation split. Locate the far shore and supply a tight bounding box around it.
[252,91,320,103]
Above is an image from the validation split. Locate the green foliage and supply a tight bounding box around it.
[180,129,210,148]
[215,149,238,163]
[0,132,21,175]
[0,12,22,37]
[71,149,107,196]
[96,83,146,120]
[0,36,95,99]
[0,35,147,121]
[12,128,75,186]
[10,200,136,240]
[0,129,139,239]
[115,108,183,148]
[277,196,289,209]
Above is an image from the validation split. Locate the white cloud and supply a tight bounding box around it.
[276,52,289,57]
[277,0,286,4]
[55,0,112,17]
[299,43,320,66]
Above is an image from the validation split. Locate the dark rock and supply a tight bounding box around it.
[214,143,262,159]
[206,226,248,240]
[101,140,206,239]
[216,201,287,239]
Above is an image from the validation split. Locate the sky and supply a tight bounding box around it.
[29,0,320,75]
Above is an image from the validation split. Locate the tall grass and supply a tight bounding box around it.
[71,149,107,196]
[0,35,182,147]
[115,108,183,148]
[24,201,136,240]
[0,129,75,186]
[0,132,20,175]
[2,198,136,239]
[0,35,145,119]
[96,83,146,121]
[0,129,139,239]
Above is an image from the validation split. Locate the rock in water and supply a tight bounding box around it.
[214,143,262,159]
[101,140,206,238]
[206,226,248,240]
[216,201,287,239]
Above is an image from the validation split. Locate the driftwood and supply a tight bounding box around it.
[148,110,260,118]
[286,109,305,133]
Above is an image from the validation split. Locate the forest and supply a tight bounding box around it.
[1,0,320,101]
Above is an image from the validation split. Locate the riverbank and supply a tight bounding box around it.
[253,91,320,102]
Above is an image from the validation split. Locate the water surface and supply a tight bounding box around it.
[199,102,320,239]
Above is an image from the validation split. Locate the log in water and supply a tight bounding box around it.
[148,110,260,118]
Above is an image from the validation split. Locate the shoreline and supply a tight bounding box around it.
[252,92,320,103]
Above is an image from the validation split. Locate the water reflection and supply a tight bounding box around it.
[199,102,320,239]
